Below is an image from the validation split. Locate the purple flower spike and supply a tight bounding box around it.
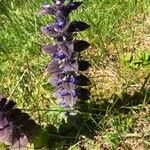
[0,96,40,149]
[41,0,91,114]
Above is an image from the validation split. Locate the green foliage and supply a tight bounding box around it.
[121,49,150,69]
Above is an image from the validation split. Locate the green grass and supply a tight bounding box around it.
[0,0,150,149]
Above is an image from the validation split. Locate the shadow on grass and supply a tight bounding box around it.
[44,84,149,149]
[45,112,99,149]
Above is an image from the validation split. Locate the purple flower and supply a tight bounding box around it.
[0,96,40,149]
[40,1,82,18]
[39,3,54,15]
[54,19,69,32]
[41,24,57,36]
[41,21,90,38]
[42,42,74,60]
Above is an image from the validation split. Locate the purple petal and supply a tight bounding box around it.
[61,82,76,92]
[63,43,74,56]
[39,3,55,15]
[42,44,57,55]
[48,73,62,86]
[46,61,61,74]
[0,116,8,129]
[13,135,28,149]
[60,100,68,107]
[43,43,74,60]
[56,43,74,59]
[62,95,77,107]
[53,82,77,100]
[41,25,57,36]
[53,89,68,99]
[61,62,78,73]
[54,19,70,33]
[0,125,14,146]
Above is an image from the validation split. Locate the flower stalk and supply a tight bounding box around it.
[41,0,91,111]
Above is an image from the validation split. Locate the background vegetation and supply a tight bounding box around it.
[0,0,150,149]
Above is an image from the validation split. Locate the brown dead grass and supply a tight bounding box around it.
[78,14,150,150]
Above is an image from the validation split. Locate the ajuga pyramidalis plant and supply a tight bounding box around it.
[0,95,48,149]
[40,0,91,112]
